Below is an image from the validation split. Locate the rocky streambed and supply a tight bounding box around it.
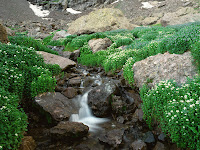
[22,50,180,150]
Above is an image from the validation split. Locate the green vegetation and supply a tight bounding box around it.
[140,76,200,149]
[0,43,60,149]
[9,36,59,55]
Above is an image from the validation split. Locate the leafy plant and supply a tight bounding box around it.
[141,76,200,149]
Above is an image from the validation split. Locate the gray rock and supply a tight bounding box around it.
[88,38,112,53]
[35,92,78,121]
[130,139,147,150]
[62,87,78,99]
[132,109,143,122]
[143,131,155,143]
[88,80,118,117]
[0,23,9,43]
[52,30,71,41]
[133,52,198,89]
[98,129,124,148]
[153,142,168,150]
[158,133,166,142]
[36,51,76,71]
[68,76,82,87]
[111,95,127,115]
[142,17,159,25]
[67,8,137,35]
[50,121,89,141]
[62,51,73,59]
[161,7,199,26]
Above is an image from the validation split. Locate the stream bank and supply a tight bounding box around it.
[23,62,179,150]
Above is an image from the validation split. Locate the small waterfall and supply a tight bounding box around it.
[70,73,109,132]
[70,92,109,132]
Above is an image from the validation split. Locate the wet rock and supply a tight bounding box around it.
[116,116,125,124]
[88,80,118,117]
[143,131,155,144]
[19,136,36,150]
[158,133,166,142]
[57,79,65,86]
[36,51,76,71]
[130,139,147,150]
[50,121,89,141]
[68,8,137,35]
[125,90,142,107]
[68,76,82,87]
[35,92,78,122]
[153,142,168,150]
[0,23,9,43]
[88,38,112,53]
[111,95,127,115]
[62,87,78,99]
[98,129,124,148]
[133,52,198,89]
[132,109,144,122]
[52,30,70,41]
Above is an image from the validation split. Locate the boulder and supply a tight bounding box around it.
[68,76,82,87]
[0,23,9,43]
[130,140,147,150]
[133,52,198,89]
[143,131,155,144]
[19,136,36,150]
[153,142,168,150]
[88,80,118,117]
[132,109,144,122]
[35,92,78,121]
[62,87,78,99]
[98,129,124,148]
[142,17,159,25]
[67,8,136,35]
[50,121,89,141]
[52,30,70,41]
[36,51,76,71]
[88,38,112,53]
[161,7,199,26]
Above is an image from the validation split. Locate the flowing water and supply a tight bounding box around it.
[70,73,109,132]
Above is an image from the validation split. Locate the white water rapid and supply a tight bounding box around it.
[70,74,109,132]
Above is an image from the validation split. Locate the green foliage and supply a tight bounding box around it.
[123,57,136,85]
[158,25,200,54]
[141,76,200,149]
[42,34,54,45]
[8,36,58,55]
[191,41,200,72]
[0,43,60,149]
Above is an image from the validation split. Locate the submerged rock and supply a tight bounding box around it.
[35,92,78,122]
[50,121,89,141]
[88,80,118,117]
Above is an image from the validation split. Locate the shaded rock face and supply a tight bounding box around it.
[133,52,198,89]
[130,139,147,150]
[0,23,9,43]
[36,51,76,71]
[35,92,79,122]
[88,80,118,117]
[161,7,200,26]
[19,136,36,150]
[68,8,136,35]
[50,121,89,141]
[98,129,124,148]
[88,38,112,53]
